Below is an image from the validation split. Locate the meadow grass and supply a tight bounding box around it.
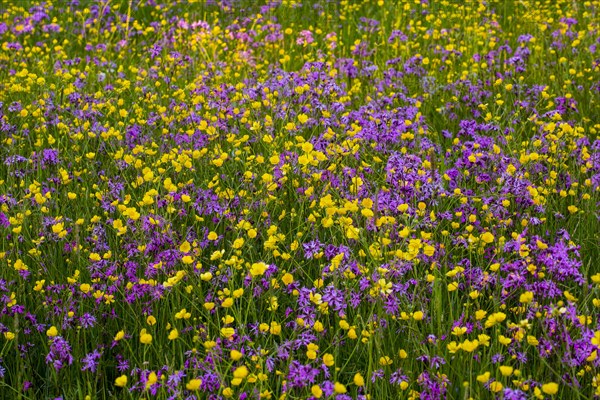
[0,0,599,399]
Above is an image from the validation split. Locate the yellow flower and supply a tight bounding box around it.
[250,262,268,277]
[140,329,152,345]
[233,366,249,379]
[345,226,360,239]
[323,353,334,367]
[586,350,597,362]
[115,375,128,387]
[208,231,218,241]
[114,330,125,341]
[313,321,324,332]
[542,382,558,395]
[348,328,357,339]
[481,232,495,244]
[46,326,58,337]
[297,113,309,124]
[200,272,213,281]
[80,283,91,294]
[447,341,461,353]
[489,381,503,392]
[475,310,487,320]
[306,343,319,359]
[334,382,347,394]
[536,240,548,249]
[461,339,478,352]
[230,350,243,361]
[269,321,281,335]
[412,311,424,321]
[186,379,202,391]
[423,244,435,256]
[485,312,506,328]
[519,291,534,304]
[354,373,365,386]
[498,335,512,346]
[397,204,409,213]
[379,356,393,366]
[282,273,294,285]
[452,326,467,336]
[168,329,179,340]
[14,259,28,271]
[179,241,191,253]
[311,385,323,398]
[527,335,539,346]
[146,371,157,389]
[204,341,217,350]
[477,372,490,383]
[221,297,234,308]
[221,327,235,339]
[175,308,191,319]
[478,334,490,347]
[499,366,513,376]
[51,222,64,234]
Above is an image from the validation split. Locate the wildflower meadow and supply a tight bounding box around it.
[0,0,599,399]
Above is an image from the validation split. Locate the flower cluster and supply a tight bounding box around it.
[0,0,599,399]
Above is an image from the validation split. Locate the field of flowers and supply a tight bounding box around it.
[0,0,599,399]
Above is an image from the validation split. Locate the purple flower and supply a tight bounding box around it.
[390,369,408,385]
[287,361,320,388]
[371,369,385,383]
[81,349,102,372]
[0,212,9,228]
[303,239,323,259]
[491,353,505,364]
[417,370,449,399]
[45,336,74,370]
[503,388,527,400]
[116,356,129,372]
[80,313,96,329]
